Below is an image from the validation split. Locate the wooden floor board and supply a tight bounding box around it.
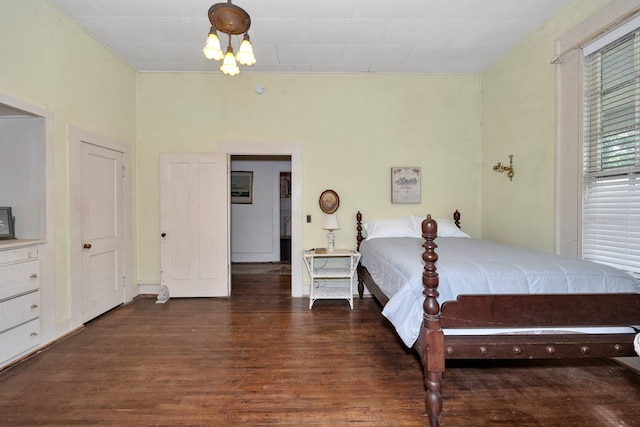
[1,274,639,426]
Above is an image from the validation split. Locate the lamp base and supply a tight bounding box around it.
[327,231,335,252]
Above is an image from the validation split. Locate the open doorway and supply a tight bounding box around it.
[229,155,292,293]
[230,155,292,266]
[219,141,303,298]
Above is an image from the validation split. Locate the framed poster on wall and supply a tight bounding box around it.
[391,167,421,204]
[231,171,253,204]
[280,172,291,198]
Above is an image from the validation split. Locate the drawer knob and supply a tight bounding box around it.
[31,303,39,309]
[83,243,92,249]
[30,331,38,337]
[30,273,38,279]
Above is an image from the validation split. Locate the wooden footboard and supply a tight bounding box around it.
[356,210,640,427]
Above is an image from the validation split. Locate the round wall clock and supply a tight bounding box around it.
[319,189,340,214]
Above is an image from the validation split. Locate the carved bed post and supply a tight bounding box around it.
[356,211,363,251]
[356,211,364,298]
[453,209,461,229]
[420,215,445,427]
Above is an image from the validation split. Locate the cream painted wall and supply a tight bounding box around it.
[136,73,481,284]
[480,0,613,252]
[0,0,616,324]
[0,1,137,324]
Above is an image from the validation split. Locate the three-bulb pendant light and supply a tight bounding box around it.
[202,0,256,76]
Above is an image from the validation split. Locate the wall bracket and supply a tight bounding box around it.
[493,155,514,181]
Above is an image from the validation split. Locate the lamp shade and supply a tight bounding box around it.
[323,214,340,231]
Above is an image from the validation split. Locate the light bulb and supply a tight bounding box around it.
[202,28,223,61]
[220,47,240,76]
[236,34,256,66]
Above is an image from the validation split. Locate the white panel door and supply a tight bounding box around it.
[81,143,125,322]
[160,153,229,297]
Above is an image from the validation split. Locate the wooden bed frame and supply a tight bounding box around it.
[355,211,640,427]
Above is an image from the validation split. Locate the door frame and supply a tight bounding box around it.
[69,126,133,330]
[219,141,303,297]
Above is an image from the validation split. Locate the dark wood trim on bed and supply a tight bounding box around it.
[356,211,364,252]
[356,259,389,305]
[442,293,640,328]
[355,210,640,427]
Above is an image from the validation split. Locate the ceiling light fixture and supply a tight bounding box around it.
[202,0,256,76]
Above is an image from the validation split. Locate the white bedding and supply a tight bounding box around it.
[359,237,640,347]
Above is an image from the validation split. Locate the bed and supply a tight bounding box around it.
[355,210,640,427]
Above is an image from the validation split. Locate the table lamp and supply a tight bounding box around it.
[323,213,340,252]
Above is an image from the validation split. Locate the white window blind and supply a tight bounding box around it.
[583,29,640,275]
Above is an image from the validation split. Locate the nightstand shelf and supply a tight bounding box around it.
[303,249,360,309]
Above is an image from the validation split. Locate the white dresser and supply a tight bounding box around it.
[0,245,40,366]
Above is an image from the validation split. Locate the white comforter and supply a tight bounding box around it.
[359,237,640,347]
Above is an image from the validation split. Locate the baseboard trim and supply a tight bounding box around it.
[138,282,161,295]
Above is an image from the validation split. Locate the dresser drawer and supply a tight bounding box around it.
[0,291,40,333]
[0,246,38,265]
[0,318,40,365]
[0,259,40,301]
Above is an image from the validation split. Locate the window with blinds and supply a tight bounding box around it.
[583,29,640,275]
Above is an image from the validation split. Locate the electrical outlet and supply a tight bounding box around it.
[306,215,311,223]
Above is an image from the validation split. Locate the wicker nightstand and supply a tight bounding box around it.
[303,249,361,309]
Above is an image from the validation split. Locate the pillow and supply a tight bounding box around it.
[363,216,419,240]
[409,215,470,238]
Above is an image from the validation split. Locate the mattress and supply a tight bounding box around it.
[359,237,640,347]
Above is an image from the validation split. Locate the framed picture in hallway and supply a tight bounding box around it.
[231,171,253,204]
[0,207,15,239]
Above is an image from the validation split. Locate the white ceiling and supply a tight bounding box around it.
[46,0,572,74]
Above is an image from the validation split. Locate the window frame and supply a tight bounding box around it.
[555,1,640,260]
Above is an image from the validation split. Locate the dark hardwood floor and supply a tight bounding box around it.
[1,274,639,426]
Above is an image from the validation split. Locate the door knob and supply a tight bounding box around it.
[83,243,92,249]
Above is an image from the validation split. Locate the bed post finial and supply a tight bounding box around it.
[421,214,444,427]
[453,210,461,229]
